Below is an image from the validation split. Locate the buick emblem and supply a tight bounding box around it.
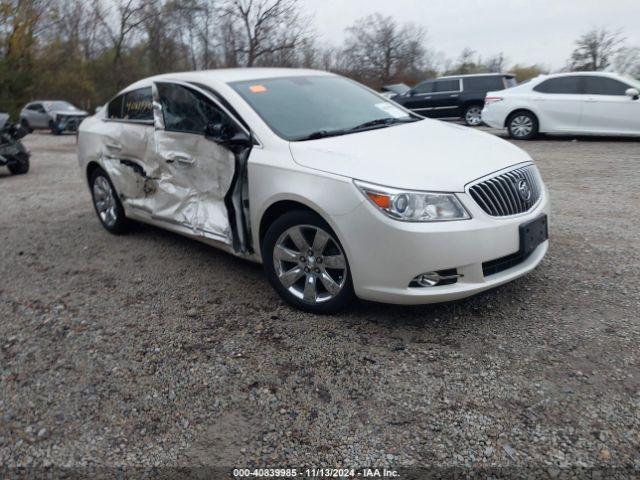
[517,179,532,201]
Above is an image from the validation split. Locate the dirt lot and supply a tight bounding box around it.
[1,129,639,475]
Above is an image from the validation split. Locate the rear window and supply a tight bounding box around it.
[463,76,507,92]
[433,79,460,92]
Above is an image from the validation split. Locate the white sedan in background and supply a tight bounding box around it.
[78,68,549,313]
[482,72,640,139]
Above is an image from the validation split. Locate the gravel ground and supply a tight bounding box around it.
[1,129,639,476]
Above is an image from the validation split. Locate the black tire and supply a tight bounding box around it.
[7,153,30,175]
[507,111,539,140]
[49,120,62,135]
[463,104,484,126]
[262,210,354,314]
[20,119,33,134]
[89,167,129,234]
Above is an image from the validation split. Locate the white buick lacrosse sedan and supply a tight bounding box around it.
[78,69,549,313]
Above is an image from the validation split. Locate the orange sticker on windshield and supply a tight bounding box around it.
[249,85,267,93]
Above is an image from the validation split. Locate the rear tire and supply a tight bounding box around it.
[507,111,538,140]
[89,167,129,234]
[7,153,29,175]
[463,104,483,126]
[262,210,354,314]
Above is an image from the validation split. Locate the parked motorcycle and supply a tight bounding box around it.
[0,112,30,175]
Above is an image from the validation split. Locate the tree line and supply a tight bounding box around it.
[1,0,639,118]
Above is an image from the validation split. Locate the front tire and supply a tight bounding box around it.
[262,210,354,314]
[507,111,538,140]
[463,104,483,126]
[7,153,30,175]
[89,168,129,234]
[49,120,62,135]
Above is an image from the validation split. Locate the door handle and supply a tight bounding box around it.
[105,143,122,151]
[449,94,459,98]
[165,153,195,165]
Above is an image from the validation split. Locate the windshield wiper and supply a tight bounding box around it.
[296,129,348,141]
[296,117,418,141]
[348,116,417,132]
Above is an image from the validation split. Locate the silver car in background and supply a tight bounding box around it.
[19,100,88,135]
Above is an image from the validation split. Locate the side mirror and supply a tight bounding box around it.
[625,88,639,100]
[204,122,251,149]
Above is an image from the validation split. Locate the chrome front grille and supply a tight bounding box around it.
[469,165,541,217]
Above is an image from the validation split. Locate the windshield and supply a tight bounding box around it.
[622,74,640,88]
[45,101,78,112]
[230,75,417,141]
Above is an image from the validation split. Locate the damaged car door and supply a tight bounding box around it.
[150,81,241,245]
[100,88,156,209]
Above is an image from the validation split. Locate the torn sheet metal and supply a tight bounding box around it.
[150,130,235,243]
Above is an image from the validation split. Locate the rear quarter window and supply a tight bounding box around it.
[107,95,124,119]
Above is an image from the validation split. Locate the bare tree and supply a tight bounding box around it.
[343,14,427,85]
[569,27,624,71]
[614,46,640,78]
[95,0,148,68]
[220,0,307,67]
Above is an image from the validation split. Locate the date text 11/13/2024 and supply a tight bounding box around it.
[233,467,400,478]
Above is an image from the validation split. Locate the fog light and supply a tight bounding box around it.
[414,272,441,287]
[410,269,462,288]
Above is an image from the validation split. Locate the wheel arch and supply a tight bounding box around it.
[505,108,540,129]
[259,199,328,249]
[86,161,103,185]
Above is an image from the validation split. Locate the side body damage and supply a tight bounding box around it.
[79,80,252,255]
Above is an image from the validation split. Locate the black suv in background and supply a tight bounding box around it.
[391,73,517,126]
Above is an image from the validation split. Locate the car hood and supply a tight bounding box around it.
[288,119,533,192]
[52,110,89,117]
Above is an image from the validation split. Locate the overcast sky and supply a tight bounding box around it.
[300,0,640,70]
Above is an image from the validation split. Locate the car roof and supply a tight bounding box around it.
[121,68,335,93]
[534,71,628,80]
[438,73,514,80]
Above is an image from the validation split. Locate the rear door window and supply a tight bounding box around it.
[432,79,460,93]
[122,88,153,121]
[534,76,583,94]
[582,76,630,95]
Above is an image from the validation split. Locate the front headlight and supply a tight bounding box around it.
[355,180,471,222]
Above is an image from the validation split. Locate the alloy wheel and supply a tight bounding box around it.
[465,106,483,126]
[510,115,533,138]
[92,176,118,228]
[273,225,347,304]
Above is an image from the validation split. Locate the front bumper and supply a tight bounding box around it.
[333,185,550,305]
[55,115,86,132]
